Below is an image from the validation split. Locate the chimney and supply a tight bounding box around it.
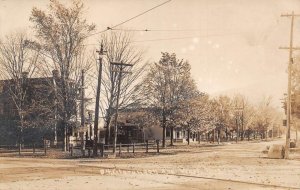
[22,72,29,79]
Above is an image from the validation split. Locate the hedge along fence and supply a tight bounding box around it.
[70,140,161,157]
[0,139,50,156]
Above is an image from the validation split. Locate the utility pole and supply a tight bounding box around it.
[52,70,58,146]
[81,70,86,129]
[93,43,106,156]
[280,12,300,159]
[80,69,86,156]
[110,62,133,154]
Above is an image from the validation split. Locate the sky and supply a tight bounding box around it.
[1,0,300,108]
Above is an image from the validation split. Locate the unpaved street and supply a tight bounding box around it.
[0,139,300,190]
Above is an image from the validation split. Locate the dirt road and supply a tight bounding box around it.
[0,139,299,190]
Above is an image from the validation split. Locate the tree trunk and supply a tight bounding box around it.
[217,129,221,144]
[241,124,244,141]
[213,129,216,143]
[162,125,166,148]
[247,130,250,141]
[296,130,298,147]
[241,131,244,141]
[207,133,209,143]
[105,116,112,145]
[187,128,190,145]
[170,126,174,146]
[236,117,239,143]
[162,112,166,148]
[225,128,228,142]
[63,120,67,152]
[18,126,23,153]
[61,73,69,152]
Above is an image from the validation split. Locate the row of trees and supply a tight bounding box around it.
[135,53,283,147]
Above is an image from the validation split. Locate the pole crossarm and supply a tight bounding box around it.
[279,47,300,50]
[110,62,133,67]
[281,14,300,17]
[111,70,132,74]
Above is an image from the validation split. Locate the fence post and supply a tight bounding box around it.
[146,140,149,153]
[156,140,159,153]
[33,144,35,154]
[44,139,47,156]
[81,138,85,157]
[133,143,135,153]
[70,144,73,157]
[127,144,130,153]
[119,143,121,156]
[18,143,21,156]
[100,143,104,157]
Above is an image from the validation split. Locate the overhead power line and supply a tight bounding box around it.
[110,28,207,32]
[131,33,241,43]
[87,0,172,38]
[0,32,241,47]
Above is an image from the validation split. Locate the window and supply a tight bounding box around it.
[166,130,170,137]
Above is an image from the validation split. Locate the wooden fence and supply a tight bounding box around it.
[0,139,50,156]
[1,140,161,158]
[70,140,161,157]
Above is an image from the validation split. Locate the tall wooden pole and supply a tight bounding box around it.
[80,69,86,156]
[52,70,58,146]
[110,62,133,154]
[280,12,299,159]
[81,70,86,128]
[93,43,105,156]
[112,66,123,154]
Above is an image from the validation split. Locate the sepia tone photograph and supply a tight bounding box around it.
[0,0,300,189]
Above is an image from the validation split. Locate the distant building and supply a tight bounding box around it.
[111,107,209,144]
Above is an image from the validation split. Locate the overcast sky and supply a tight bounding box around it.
[1,0,300,108]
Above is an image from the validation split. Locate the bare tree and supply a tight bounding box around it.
[232,94,257,141]
[0,32,43,145]
[253,96,277,139]
[30,0,95,151]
